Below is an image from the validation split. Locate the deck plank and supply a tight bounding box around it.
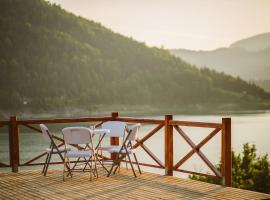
[0,169,269,200]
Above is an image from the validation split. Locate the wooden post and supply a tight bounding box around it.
[221,118,232,187]
[165,115,173,176]
[9,116,19,172]
[110,112,119,160]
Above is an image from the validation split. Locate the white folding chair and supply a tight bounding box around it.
[107,123,142,177]
[96,121,127,171]
[62,127,96,181]
[40,124,70,176]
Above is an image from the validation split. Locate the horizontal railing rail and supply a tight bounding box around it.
[1,112,231,187]
[17,117,164,125]
[169,120,222,128]
[18,117,112,124]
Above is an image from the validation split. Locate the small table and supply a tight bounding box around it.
[90,128,111,172]
[91,128,110,148]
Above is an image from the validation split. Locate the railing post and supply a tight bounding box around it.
[165,115,173,176]
[110,112,119,160]
[9,116,19,172]
[221,118,232,187]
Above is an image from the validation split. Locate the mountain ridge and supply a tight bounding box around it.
[230,32,270,52]
[170,33,270,82]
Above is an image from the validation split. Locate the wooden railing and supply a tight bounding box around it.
[0,120,10,168]
[0,112,232,186]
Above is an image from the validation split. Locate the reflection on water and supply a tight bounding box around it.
[1,113,270,176]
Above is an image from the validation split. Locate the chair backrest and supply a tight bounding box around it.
[40,124,51,142]
[62,127,92,145]
[101,121,126,137]
[127,123,141,141]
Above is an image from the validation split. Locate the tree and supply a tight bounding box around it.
[190,143,270,194]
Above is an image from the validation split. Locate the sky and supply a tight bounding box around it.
[47,0,270,50]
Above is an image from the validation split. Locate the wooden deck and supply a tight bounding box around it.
[0,169,269,200]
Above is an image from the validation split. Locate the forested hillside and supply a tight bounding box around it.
[0,0,270,117]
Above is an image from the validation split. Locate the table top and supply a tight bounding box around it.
[91,128,110,135]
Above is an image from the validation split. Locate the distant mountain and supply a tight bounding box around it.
[230,33,270,52]
[1,0,270,117]
[170,33,270,84]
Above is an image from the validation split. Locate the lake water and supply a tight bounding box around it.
[0,113,270,176]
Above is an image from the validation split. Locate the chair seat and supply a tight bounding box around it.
[108,146,136,154]
[66,150,92,158]
[46,147,71,153]
[97,145,120,151]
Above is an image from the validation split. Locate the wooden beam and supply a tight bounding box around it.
[0,162,10,167]
[21,123,41,133]
[112,117,164,124]
[165,115,173,176]
[22,143,64,165]
[222,118,232,187]
[139,141,164,168]
[174,168,219,179]
[132,123,164,149]
[174,127,221,169]
[170,120,221,128]
[18,117,113,124]
[9,116,19,172]
[174,126,222,178]
[18,116,164,125]
[0,121,9,127]
[121,160,164,169]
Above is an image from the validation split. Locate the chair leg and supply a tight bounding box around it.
[44,152,52,176]
[113,157,122,174]
[127,153,136,177]
[82,155,92,171]
[94,154,98,178]
[83,157,88,171]
[89,156,93,181]
[107,160,116,177]
[133,153,141,174]
[100,149,104,169]
[125,156,128,169]
[72,157,81,170]
[85,155,96,179]
[113,161,120,175]
[107,166,113,177]
[66,157,73,178]
[97,157,109,173]
[113,154,123,174]
[114,158,121,174]
[69,159,73,178]
[42,152,50,174]
[112,154,127,175]
[63,156,66,181]
[107,155,121,177]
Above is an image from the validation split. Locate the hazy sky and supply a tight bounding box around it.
[47,0,270,50]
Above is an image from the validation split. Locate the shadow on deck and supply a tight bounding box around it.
[0,169,269,200]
